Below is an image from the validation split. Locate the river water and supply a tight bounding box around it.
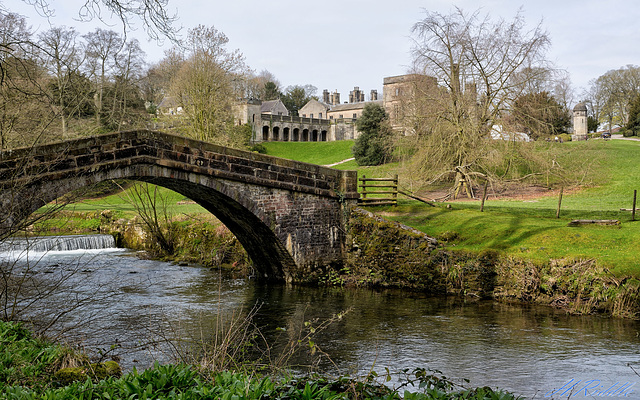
[1,235,639,399]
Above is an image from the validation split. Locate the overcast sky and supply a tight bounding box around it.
[8,0,640,104]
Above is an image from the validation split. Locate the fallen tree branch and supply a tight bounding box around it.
[398,190,437,206]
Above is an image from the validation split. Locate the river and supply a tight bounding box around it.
[1,235,639,399]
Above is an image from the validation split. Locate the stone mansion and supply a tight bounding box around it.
[233,75,415,143]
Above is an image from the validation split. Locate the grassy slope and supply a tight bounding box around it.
[261,140,356,165]
[383,139,640,277]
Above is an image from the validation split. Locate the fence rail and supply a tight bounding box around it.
[358,174,398,206]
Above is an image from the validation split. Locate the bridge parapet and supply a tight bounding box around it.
[0,130,358,201]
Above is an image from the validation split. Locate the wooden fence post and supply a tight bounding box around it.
[393,174,398,205]
[633,190,637,221]
[480,180,489,212]
[556,187,564,219]
[361,175,367,204]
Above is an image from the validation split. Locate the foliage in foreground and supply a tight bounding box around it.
[0,321,520,400]
[0,320,78,390]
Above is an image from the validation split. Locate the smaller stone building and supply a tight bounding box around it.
[571,103,588,141]
[299,99,330,119]
[260,99,289,116]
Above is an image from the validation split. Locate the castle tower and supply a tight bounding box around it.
[572,103,588,141]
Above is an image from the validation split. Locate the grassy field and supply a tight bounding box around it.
[380,139,640,277]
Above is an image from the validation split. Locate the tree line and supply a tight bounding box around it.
[0,10,318,151]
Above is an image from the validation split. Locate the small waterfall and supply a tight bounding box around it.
[0,234,117,253]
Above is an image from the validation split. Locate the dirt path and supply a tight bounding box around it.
[324,157,355,167]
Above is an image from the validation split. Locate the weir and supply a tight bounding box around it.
[0,234,116,253]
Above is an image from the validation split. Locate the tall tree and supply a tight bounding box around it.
[352,103,392,166]
[587,65,640,131]
[0,11,57,149]
[142,47,185,112]
[624,94,640,136]
[509,91,570,139]
[281,84,316,116]
[38,26,82,136]
[406,7,551,184]
[263,81,281,101]
[169,25,247,146]
[103,38,146,130]
[83,28,123,126]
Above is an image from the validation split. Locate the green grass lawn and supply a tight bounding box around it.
[261,140,355,165]
[378,139,640,277]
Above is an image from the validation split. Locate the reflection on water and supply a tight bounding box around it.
[2,245,639,399]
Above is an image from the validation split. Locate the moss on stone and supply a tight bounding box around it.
[54,361,122,385]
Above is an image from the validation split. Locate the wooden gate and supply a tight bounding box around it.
[357,174,398,206]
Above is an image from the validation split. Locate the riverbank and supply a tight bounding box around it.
[337,207,640,319]
[0,320,520,399]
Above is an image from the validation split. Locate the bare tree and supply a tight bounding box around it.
[0,11,64,150]
[83,28,123,127]
[142,48,184,112]
[405,7,552,188]
[242,69,282,101]
[587,65,640,131]
[169,25,248,146]
[38,26,83,137]
[13,0,178,42]
[106,38,147,130]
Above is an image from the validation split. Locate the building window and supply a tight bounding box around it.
[353,113,357,119]
[302,114,306,118]
[319,113,322,118]
[310,114,313,118]
[339,114,343,119]
[330,116,333,120]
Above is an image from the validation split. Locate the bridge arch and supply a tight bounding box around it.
[0,130,359,281]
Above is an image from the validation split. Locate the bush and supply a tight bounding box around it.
[249,143,267,153]
[353,103,392,166]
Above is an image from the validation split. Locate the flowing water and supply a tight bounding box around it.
[1,235,639,399]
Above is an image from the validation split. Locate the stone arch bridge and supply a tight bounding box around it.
[0,130,359,281]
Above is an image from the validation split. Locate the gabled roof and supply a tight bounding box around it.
[300,98,331,111]
[260,99,288,113]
